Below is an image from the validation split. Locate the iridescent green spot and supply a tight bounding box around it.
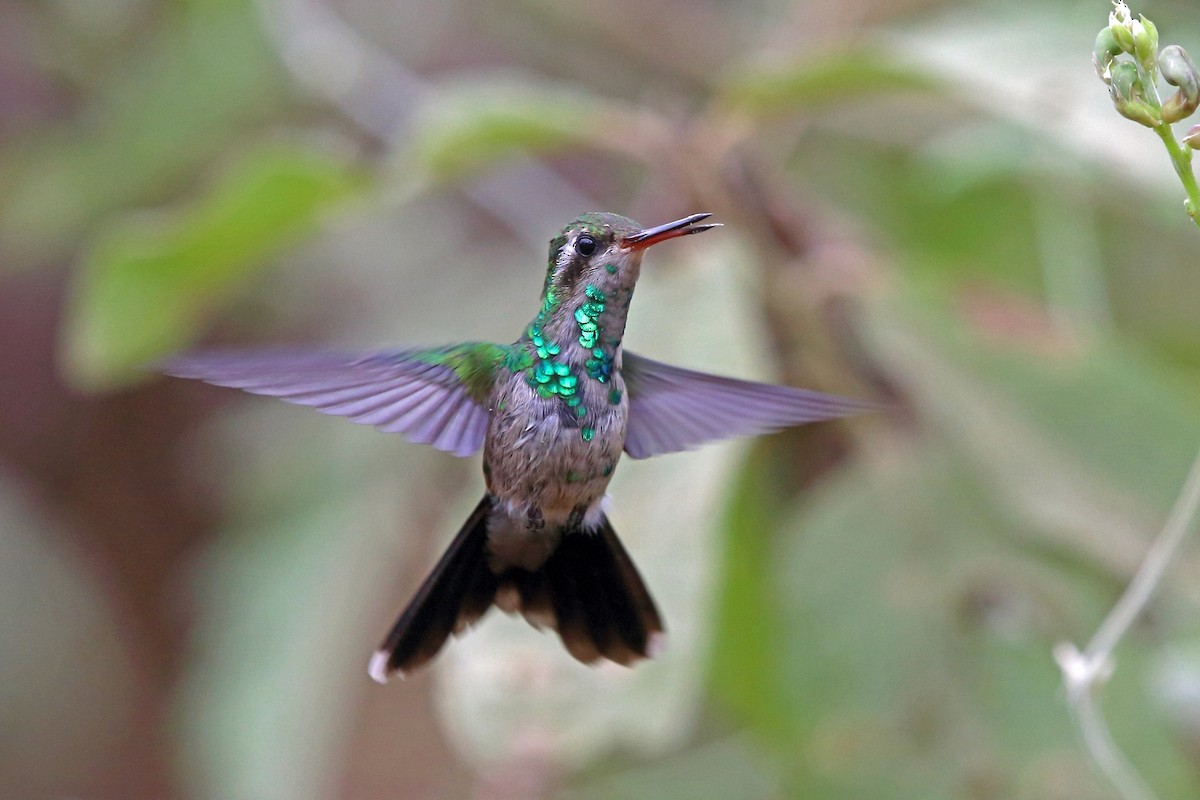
[503,348,532,373]
[605,263,618,274]
[608,388,622,405]
[585,284,607,302]
[566,396,582,407]
[586,350,613,383]
[566,471,584,483]
[602,463,614,476]
[574,404,588,419]
[581,426,595,442]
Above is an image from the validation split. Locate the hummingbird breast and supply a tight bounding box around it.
[483,359,627,549]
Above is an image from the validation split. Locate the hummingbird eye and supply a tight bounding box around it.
[575,235,597,257]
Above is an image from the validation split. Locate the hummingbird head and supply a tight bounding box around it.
[541,212,719,309]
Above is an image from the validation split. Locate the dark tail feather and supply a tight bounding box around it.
[369,504,664,682]
[520,514,664,667]
[369,495,497,683]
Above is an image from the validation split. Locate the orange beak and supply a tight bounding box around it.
[621,213,721,251]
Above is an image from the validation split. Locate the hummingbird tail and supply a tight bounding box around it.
[531,514,665,668]
[368,501,665,683]
[368,495,498,683]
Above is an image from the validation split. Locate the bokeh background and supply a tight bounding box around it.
[4,0,1200,798]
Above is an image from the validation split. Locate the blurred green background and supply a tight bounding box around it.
[3,0,1200,798]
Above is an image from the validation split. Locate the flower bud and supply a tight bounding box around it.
[1109,0,1132,27]
[1109,1,1136,54]
[1161,45,1200,123]
[1109,62,1158,127]
[1133,16,1159,70]
[1094,28,1123,80]
[1109,61,1140,99]
[1183,124,1200,149]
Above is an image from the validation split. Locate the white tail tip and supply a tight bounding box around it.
[647,631,667,659]
[368,650,393,685]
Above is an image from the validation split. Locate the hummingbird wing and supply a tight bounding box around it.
[161,344,510,457]
[621,351,879,459]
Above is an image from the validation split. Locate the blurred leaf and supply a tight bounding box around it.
[718,48,938,115]
[174,410,433,800]
[706,444,792,741]
[764,449,1116,799]
[709,289,1200,797]
[401,76,657,183]
[0,0,283,268]
[61,142,365,390]
[867,292,1200,574]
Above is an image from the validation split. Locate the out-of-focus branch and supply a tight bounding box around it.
[252,0,593,252]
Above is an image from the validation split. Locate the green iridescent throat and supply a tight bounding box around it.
[524,289,587,417]
[577,284,614,383]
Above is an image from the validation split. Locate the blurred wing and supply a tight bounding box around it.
[621,351,879,459]
[161,344,509,457]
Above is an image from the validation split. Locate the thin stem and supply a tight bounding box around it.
[1057,447,1200,800]
[1153,123,1200,226]
[1072,688,1156,800]
[1086,449,1200,663]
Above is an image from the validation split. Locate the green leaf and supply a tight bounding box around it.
[0,0,284,268]
[709,292,1200,797]
[706,444,793,741]
[61,143,365,390]
[764,449,1115,798]
[717,48,938,116]
[401,76,653,182]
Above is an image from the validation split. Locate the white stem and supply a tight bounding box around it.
[1056,447,1200,800]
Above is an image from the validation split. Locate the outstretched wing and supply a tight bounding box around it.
[621,351,879,459]
[161,343,511,457]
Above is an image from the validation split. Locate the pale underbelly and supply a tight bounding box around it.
[484,407,624,522]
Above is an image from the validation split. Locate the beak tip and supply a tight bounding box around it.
[622,213,721,250]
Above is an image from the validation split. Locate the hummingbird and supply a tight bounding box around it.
[163,212,876,683]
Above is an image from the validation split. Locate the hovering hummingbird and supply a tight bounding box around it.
[164,212,876,683]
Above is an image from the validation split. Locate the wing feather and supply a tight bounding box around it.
[161,345,507,458]
[622,351,879,459]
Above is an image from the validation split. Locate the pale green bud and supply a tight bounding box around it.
[1110,62,1158,127]
[1110,62,1137,97]
[1133,16,1159,70]
[1161,45,1200,123]
[1094,28,1123,81]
